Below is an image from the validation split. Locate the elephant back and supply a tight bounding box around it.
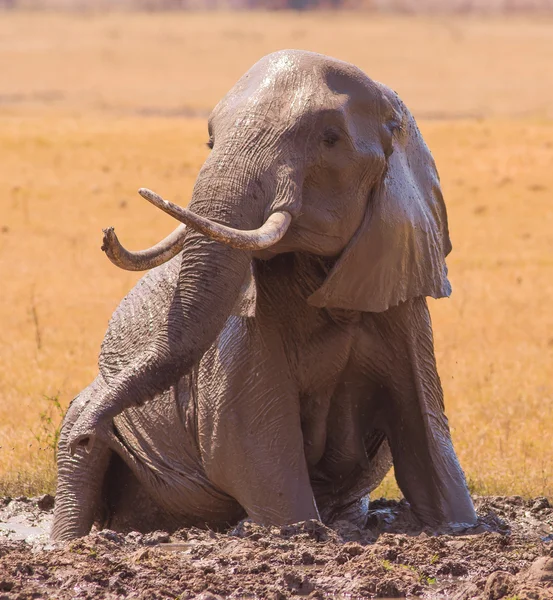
[99,255,181,383]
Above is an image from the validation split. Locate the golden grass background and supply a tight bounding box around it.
[0,12,552,498]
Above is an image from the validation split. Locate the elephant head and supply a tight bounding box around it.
[71,50,452,453]
[106,50,451,313]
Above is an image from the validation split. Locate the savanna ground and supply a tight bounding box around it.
[0,10,552,598]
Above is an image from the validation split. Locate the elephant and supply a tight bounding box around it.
[51,49,477,541]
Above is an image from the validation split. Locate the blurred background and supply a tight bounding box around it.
[0,0,552,500]
[3,0,553,10]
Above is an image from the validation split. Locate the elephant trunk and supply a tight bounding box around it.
[102,238,256,414]
[109,231,252,407]
[69,159,300,454]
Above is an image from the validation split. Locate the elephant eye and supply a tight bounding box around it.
[322,129,340,148]
[206,138,214,150]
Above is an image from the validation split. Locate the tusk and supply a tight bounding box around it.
[101,224,187,271]
[138,187,292,251]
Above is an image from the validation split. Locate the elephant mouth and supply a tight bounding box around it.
[101,187,293,272]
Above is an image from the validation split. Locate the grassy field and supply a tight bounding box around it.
[0,12,552,499]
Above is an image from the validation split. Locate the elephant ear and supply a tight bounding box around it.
[308,89,452,313]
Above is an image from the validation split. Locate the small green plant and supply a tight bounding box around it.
[382,559,393,572]
[396,562,437,586]
[31,394,64,458]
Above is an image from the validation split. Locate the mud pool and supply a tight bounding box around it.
[1,495,553,599]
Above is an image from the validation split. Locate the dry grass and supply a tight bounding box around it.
[0,12,552,499]
[2,11,553,119]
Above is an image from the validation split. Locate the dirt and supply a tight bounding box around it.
[1,496,553,599]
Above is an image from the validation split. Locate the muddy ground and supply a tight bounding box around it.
[1,496,553,599]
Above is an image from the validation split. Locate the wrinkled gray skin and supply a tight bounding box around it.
[52,50,477,541]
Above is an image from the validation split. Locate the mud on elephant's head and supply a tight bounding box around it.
[104,49,451,315]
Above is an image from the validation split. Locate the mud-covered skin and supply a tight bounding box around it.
[3,496,553,599]
[55,50,475,540]
[54,254,474,538]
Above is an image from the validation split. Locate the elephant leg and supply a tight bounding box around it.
[314,370,392,525]
[51,376,112,541]
[105,380,245,530]
[103,454,186,533]
[197,316,319,525]
[367,297,476,527]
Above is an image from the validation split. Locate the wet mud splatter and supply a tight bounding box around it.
[1,495,553,599]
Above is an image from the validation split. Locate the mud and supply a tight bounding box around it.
[1,496,553,599]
